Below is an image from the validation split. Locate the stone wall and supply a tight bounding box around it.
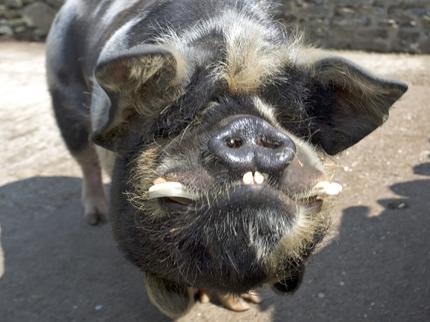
[275,0,430,53]
[0,0,429,53]
[0,0,61,41]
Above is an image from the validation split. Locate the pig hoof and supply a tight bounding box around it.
[240,291,262,304]
[198,290,261,312]
[196,290,210,304]
[85,210,105,225]
[220,294,250,312]
[84,199,108,225]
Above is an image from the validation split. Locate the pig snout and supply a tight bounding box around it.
[208,115,296,174]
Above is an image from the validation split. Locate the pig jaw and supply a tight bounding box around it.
[116,142,331,294]
[109,89,340,293]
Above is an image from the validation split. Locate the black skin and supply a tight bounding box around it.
[47,0,407,303]
[47,0,234,154]
[108,95,309,293]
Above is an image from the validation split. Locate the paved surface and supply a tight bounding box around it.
[0,41,429,322]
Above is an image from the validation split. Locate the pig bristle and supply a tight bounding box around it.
[154,7,304,94]
[265,204,331,277]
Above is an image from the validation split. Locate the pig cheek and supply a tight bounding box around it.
[281,156,324,195]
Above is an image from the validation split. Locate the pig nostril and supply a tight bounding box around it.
[257,135,282,149]
[209,116,296,173]
[225,137,243,149]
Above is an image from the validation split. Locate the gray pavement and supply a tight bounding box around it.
[0,41,429,322]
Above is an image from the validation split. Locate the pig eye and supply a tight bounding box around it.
[226,137,243,148]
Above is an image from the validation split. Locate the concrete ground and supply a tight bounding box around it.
[0,41,429,322]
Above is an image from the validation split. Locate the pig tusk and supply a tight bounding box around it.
[313,181,343,196]
[148,182,198,200]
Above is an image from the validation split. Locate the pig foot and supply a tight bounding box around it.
[197,289,261,312]
[75,146,108,225]
[82,186,108,225]
[196,289,211,304]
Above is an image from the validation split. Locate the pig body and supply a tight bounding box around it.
[46,0,407,318]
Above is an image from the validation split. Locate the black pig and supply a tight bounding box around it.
[46,0,407,318]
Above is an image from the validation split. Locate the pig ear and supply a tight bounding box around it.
[91,45,188,152]
[307,57,407,155]
[143,274,195,319]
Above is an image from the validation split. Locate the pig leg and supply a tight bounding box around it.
[74,146,108,225]
[49,85,108,225]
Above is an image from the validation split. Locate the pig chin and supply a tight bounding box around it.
[188,187,297,292]
[130,142,331,293]
[156,184,324,293]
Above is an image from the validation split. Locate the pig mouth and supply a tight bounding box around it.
[147,172,342,212]
[142,172,340,291]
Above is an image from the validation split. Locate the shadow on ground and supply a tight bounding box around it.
[264,159,430,321]
[0,176,169,322]
[0,164,429,321]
